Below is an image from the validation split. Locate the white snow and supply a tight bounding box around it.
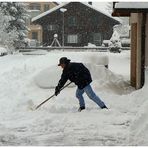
[115,2,148,9]
[0,50,148,146]
[0,46,7,56]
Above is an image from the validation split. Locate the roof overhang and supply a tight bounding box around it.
[112,11,130,17]
[112,2,148,17]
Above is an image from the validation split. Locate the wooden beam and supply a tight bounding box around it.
[112,11,130,17]
[141,13,146,88]
[131,23,137,87]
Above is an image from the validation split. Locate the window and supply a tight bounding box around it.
[67,35,78,43]
[30,3,41,10]
[44,4,49,11]
[32,32,38,40]
[68,16,77,26]
[93,33,102,46]
[47,25,57,31]
[92,16,98,24]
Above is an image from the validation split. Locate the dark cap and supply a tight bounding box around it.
[58,57,71,66]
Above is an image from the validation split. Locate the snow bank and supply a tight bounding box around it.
[0,46,7,56]
[34,62,132,98]
[34,65,73,89]
[129,69,148,145]
[34,53,109,89]
[84,54,109,66]
[34,64,108,89]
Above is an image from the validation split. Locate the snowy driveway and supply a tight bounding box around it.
[0,51,141,146]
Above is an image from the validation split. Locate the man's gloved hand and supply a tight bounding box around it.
[55,86,60,96]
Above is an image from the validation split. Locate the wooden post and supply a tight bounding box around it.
[141,13,146,88]
[131,23,137,88]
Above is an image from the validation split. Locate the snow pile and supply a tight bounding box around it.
[0,46,7,56]
[34,53,109,88]
[86,43,97,47]
[128,69,148,145]
[84,54,109,66]
[34,63,131,95]
[34,65,62,89]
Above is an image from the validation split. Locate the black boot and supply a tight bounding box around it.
[101,105,108,109]
[78,106,85,112]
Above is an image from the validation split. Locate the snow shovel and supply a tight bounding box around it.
[34,82,72,110]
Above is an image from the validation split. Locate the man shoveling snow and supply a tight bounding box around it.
[55,57,108,112]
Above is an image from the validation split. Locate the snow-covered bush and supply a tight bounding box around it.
[109,30,121,53]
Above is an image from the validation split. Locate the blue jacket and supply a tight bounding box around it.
[57,62,92,89]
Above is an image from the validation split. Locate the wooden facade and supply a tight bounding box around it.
[27,2,58,44]
[32,2,120,47]
[112,2,148,89]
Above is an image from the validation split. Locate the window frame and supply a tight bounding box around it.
[47,24,58,31]
[32,31,38,40]
[30,3,41,10]
[67,16,77,27]
[44,4,50,11]
[67,34,78,43]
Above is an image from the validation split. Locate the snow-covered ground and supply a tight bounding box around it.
[0,50,148,146]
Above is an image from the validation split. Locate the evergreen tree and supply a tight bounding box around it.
[0,2,29,49]
[0,9,18,53]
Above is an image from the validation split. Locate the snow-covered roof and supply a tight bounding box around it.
[115,2,148,9]
[31,2,69,22]
[82,2,120,22]
[32,2,120,23]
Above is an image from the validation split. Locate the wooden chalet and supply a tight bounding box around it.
[27,2,59,44]
[112,2,148,89]
[32,2,120,47]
